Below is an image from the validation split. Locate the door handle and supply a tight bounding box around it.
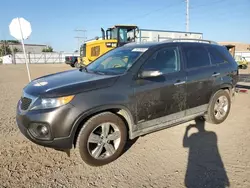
[212,73,220,77]
[174,81,186,86]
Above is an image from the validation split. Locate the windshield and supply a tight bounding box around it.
[86,47,146,75]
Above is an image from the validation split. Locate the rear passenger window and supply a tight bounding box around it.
[207,47,226,64]
[183,46,210,69]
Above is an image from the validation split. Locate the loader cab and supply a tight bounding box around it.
[107,25,138,46]
[78,25,138,66]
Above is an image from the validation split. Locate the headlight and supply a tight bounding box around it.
[31,95,74,110]
[106,42,117,47]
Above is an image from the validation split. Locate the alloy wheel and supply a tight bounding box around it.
[214,96,229,120]
[87,122,121,159]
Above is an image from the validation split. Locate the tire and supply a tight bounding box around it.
[76,112,127,166]
[204,90,231,124]
[243,64,248,69]
[74,61,79,68]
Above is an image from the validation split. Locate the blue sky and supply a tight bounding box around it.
[1,0,249,52]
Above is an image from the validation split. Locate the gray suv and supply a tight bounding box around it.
[16,39,238,166]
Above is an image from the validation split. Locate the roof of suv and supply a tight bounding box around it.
[123,42,161,49]
[123,39,219,49]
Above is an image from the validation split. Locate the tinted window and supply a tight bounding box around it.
[207,46,226,64]
[217,46,234,63]
[142,47,180,74]
[184,46,210,69]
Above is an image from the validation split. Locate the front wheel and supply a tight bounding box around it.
[74,61,80,68]
[76,112,127,166]
[204,90,231,124]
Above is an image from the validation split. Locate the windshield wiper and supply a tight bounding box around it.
[79,65,88,72]
[92,70,106,75]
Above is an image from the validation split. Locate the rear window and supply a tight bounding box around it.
[183,46,210,69]
[207,46,227,64]
[216,46,236,63]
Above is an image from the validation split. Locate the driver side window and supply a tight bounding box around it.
[142,47,180,74]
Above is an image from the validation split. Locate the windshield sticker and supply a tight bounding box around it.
[132,48,148,52]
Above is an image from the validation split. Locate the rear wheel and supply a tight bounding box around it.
[243,64,248,69]
[204,90,231,124]
[76,112,127,166]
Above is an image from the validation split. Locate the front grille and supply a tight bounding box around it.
[80,44,86,57]
[20,97,32,110]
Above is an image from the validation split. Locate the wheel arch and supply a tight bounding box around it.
[205,86,232,124]
[71,105,135,148]
[208,83,233,108]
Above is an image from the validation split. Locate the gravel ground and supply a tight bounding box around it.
[0,64,250,188]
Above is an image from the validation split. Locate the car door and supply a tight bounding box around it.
[182,44,218,115]
[206,45,230,79]
[133,45,187,126]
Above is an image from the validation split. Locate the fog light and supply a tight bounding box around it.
[40,126,49,135]
[28,123,52,140]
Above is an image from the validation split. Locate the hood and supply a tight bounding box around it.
[24,69,119,97]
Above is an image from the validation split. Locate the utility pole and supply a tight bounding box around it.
[74,29,87,52]
[3,41,7,55]
[186,0,189,32]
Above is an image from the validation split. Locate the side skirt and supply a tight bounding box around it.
[130,112,205,139]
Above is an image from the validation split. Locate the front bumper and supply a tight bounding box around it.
[16,101,81,150]
[16,116,72,149]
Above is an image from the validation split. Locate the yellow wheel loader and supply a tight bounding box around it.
[235,55,248,69]
[78,25,138,66]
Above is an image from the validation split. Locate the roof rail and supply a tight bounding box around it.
[124,41,158,46]
[162,38,218,44]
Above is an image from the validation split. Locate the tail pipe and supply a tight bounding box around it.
[101,28,105,40]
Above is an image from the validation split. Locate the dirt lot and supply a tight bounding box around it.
[0,64,250,188]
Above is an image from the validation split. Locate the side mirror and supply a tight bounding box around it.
[139,70,163,79]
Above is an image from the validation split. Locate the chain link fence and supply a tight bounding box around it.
[1,52,79,64]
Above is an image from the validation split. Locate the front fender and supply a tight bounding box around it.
[69,104,136,145]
